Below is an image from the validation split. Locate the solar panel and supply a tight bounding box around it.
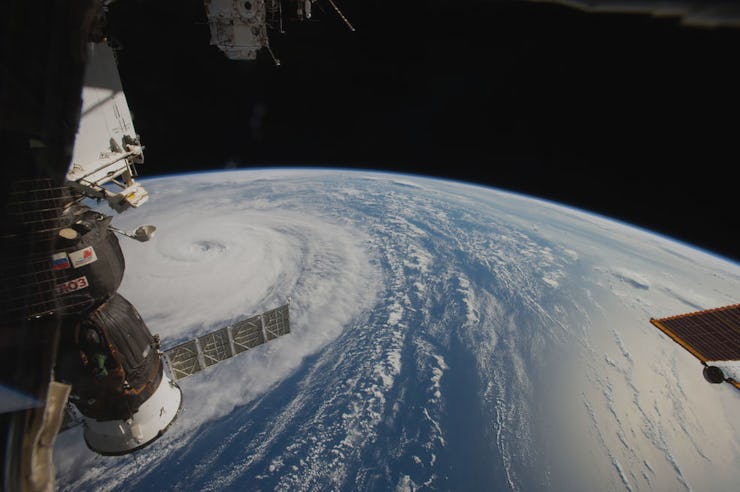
[650,304,740,362]
[164,340,201,381]
[231,315,265,354]
[263,304,290,341]
[198,327,232,368]
[164,303,290,381]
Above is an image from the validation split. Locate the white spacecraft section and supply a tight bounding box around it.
[83,374,182,455]
[204,0,354,62]
[164,303,291,381]
[205,0,272,61]
[68,42,148,213]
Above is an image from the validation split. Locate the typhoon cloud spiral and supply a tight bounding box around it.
[55,170,740,492]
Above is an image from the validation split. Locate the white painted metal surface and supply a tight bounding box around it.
[68,42,147,212]
[82,373,182,455]
[205,0,270,60]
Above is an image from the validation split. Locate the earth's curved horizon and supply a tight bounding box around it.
[151,167,739,264]
[55,168,740,491]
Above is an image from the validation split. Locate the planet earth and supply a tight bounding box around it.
[54,169,740,491]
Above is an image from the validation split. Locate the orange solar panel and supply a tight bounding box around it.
[650,304,740,362]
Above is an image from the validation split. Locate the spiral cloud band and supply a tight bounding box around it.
[55,170,740,492]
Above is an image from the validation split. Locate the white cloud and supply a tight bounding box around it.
[55,171,383,487]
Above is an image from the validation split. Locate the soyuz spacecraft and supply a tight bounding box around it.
[19,38,292,458]
[47,0,363,456]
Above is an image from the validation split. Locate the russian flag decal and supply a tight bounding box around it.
[51,252,71,270]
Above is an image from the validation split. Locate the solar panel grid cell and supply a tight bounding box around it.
[199,328,232,367]
[231,316,265,353]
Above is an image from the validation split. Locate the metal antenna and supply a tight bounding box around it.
[109,225,157,242]
[325,0,355,31]
[279,0,285,33]
[266,44,281,67]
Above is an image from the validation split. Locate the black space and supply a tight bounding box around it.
[107,1,739,262]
